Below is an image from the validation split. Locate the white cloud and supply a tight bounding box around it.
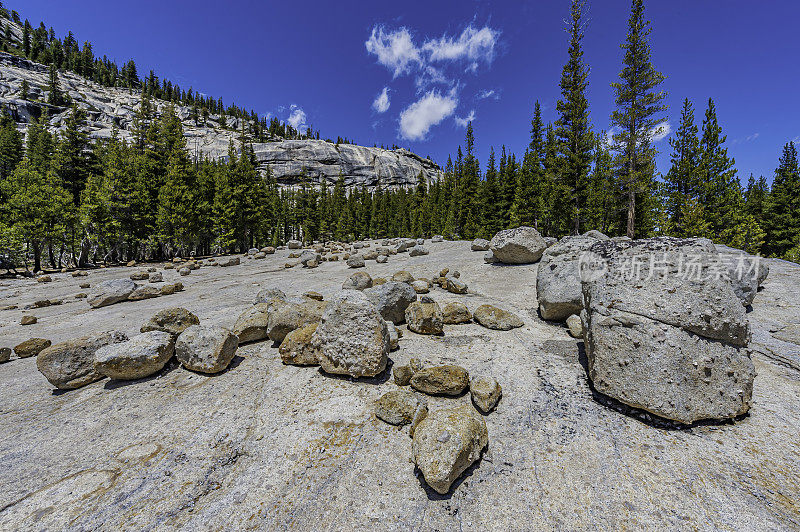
[372,87,391,113]
[454,110,476,128]
[649,121,671,143]
[399,89,458,141]
[477,89,499,100]
[365,26,422,78]
[422,26,499,66]
[287,105,307,132]
[746,133,760,142]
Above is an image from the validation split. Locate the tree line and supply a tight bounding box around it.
[0,0,798,273]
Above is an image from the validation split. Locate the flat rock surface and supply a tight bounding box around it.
[1,242,800,530]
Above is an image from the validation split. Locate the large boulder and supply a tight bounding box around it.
[140,308,200,337]
[412,404,489,494]
[88,279,137,308]
[405,297,444,335]
[37,331,128,390]
[582,237,756,424]
[267,299,326,343]
[94,331,175,380]
[312,290,390,378]
[346,255,365,268]
[536,235,598,321]
[716,247,770,307]
[279,323,320,366]
[489,226,547,264]
[175,325,238,374]
[364,281,417,324]
[232,303,278,344]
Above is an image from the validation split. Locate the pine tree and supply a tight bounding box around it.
[764,142,800,257]
[610,0,667,238]
[664,98,701,236]
[555,0,594,234]
[47,63,65,107]
[0,110,23,184]
[511,101,546,229]
[460,123,480,239]
[699,99,738,238]
[52,105,91,205]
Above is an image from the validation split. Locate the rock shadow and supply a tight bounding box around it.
[103,360,182,390]
[316,357,394,385]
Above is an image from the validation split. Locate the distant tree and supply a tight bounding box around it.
[610,0,667,238]
[764,142,800,257]
[664,98,701,236]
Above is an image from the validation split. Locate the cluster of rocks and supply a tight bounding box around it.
[34,307,238,390]
[89,278,184,308]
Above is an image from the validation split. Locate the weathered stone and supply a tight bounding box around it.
[405,297,444,335]
[412,404,489,494]
[279,323,320,366]
[20,315,37,326]
[36,332,127,389]
[582,237,756,424]
[79,282,90,289]
[36,275,52,283]
[300,250,321,267]
[392,271,415,284]
[94,331,175,380]
[232,303,277,344]
[89,279,137,308]
[347,255,365,268]
[141,308,200,337]
[583,230,610,240]
[566,314,584,338]
[445,277,468,294]
[442,302,472,325]
[14,338,51,358]
[303,291,324,301]
[489,226,547,264]
[160,282,184,295]
[130,270,149,281]
[342,271,373,290]
[364,281,417,324]
[411,365,470,396]
[253,288,287,305]
[128,285,161,301]
[473,305,524,330]
[376,255,388,264]
[536,235,598,322]
[470,376,502,413]
[431,235,444,242]
[217,256,240,267]
[148,272,163,283]
[386,321,401,350]
[267,299,326,343]
[409,245,429,257]
[375,389,427,426]
[175,325,238,374]
[312,290,390,378]
[411,280,430,294]
[0,347,10,363]
[471,238,491,251]
[287,240,302,250]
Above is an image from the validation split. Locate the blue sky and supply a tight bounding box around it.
[14,0,800,181]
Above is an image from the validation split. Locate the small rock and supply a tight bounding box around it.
[411,280,430,294]
[71,270,89,278]
[33,299,51,308]
[79,282,90,289]
[392,271,415,284]
[128,285,162,301]
[445,277,468,294]
[94,331,175,380]
[431,235,444,243]
[484,250,498,264]
[442,302,472,325]
[148,272,163,283]
[89,279,137,308]
[566,314,584,338]
[343,271,373,290]
[160,282,184,295]
[376,255,388,264]
[75,293,87,299]
[411,365,470,396]
[470,376,502,413]
[473,304,524,330]
[0,348,10,363]
[393,358,423,385]
[20,315,37,326]
[175,325,238,374]
[303,291,324,301]
[37,275,52,283]
[412,404,489,494]
[287,240,302,250]
[375,389,427,426]
[178,267,191,276]
[130,270,149,281]
[409,245,429,257]
[217,256,240,267]
[14,338,51,358]
[405,297,444,335]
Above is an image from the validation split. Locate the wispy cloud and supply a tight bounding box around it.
[746,132,760,142]
[365,26,422,78]
[477,89,500,101]
[454,110,476,128]
[372,87,391,113]
[422,26,499,67]
[650,121,672,143]
[287,104,307,132]
[399,88,458,141]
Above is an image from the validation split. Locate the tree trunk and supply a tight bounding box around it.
[33,242,42,273]
[78,237,91,267]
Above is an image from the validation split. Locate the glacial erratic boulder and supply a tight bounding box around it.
[473,305,524,331]
[175,325,238,374]
[582,237,756,424]
[411,365,470,396]
[140,307,200,337]
[375,389,427,426]
[89,279,137,308]
[405,297,444,335]
[266,299,326,343]
[279,323,320,366]
[364,281,417,324]
[312,290,390,378]
[412,404,489,495]
[536,235,599,322]
[342,271,373,291]
[489,226,547,264]
[94,331,175,380]
[37,331,128,389]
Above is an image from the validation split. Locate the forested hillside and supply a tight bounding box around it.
[0,0,798,273]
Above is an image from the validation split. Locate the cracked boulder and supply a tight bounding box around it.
[536,235,598,321]
[582,237,756,424]
[37,331,128,389]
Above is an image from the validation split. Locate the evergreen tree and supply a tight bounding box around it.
[664,98,701,236]
[764,142,800,257]
[555,0,593,234]
[699,99,739,237]
[460,123,480,239]
[610,0,667,237]
[0,110,23,184]
[511,101,546,229]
